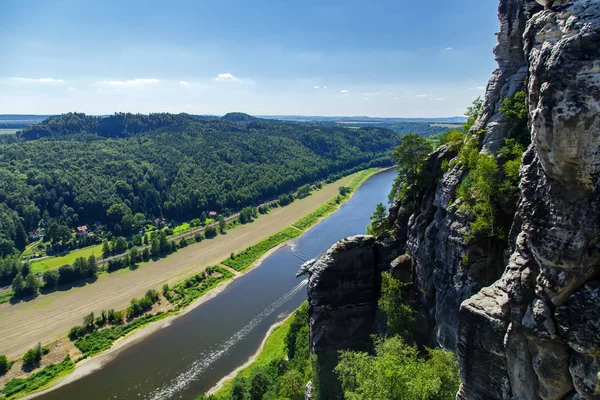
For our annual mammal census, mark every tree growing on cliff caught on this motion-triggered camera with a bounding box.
[366,203,390,239]
[379,273,414,338]
[335,336,460,400]
[390,134,434,206]
[464,96,483,132]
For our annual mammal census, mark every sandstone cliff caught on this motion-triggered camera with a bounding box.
[306,0,600,399]
[458,1,600,399]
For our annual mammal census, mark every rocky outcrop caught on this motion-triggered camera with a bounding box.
[385,0,544,353]
[457,1,600,399]
[307,236,379,400]
[475,0,541,153]
[306,1,600,399]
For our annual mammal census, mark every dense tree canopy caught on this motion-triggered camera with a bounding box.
[0,112,401,255]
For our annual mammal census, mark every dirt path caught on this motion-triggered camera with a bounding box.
[0,174,355,359]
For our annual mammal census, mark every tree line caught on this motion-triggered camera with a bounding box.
[0,112,400,257]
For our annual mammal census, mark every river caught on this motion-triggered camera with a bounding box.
[38,168,396,400]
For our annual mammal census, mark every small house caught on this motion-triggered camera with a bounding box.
[208,211,218,218]
[28,230,43,240]
[76,225,89,237]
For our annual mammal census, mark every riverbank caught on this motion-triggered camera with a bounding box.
[0,167,386,399]
[20,274,238,400]
[205,303,310,400]
[205,310,296,396]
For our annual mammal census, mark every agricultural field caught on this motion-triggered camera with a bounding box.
[29,244,104,273]
[0,172,357,359]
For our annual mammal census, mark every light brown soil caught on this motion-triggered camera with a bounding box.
[0,339,81,387]
[0,174,355,359]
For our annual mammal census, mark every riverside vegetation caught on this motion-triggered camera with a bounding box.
[0,167,379,304]
[0,266,234,399]
[0,168,382,399]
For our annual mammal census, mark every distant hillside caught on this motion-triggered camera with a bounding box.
[258,115,467,124]
[0,114,50,129]
[258,115,463,136]
[0,112,400,256]
[222,112,258,122]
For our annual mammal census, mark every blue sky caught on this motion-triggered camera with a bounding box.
[0,0,499,117]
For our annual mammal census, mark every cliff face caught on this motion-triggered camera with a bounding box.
[307,236,380,400]
[306,0,600,399]
[458,2,600,399]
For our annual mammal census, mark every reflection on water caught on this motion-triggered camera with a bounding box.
[39,168,396,400]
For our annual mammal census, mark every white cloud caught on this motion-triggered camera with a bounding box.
[340,89,349,93]
[68,87,76,91]
[323,86,328,89]
[313,85,320,89]
[417,94,428,98]
[100,78,159,86]
[445,47,453,51]
[436,97,445,101]
[476,86,486,90]
[215,73,238,81]
[364,97,369,100]
[12,77,64,83]
[179,81,189,85]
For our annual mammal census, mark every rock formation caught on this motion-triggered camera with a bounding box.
[306,0,600,399]
[458,2,600,399]
[307,236,379,399]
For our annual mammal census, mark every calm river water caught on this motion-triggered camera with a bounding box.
[38,168,396,400]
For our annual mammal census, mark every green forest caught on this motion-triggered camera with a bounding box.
[0,112,401,258]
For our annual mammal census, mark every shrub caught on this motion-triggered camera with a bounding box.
[437,129,465,151]
[295,184,311,199]
[43,269,60,289]
[278,193,293,207]
[0,354,9,375]
[145,289,159,302]
[2,356,74,398]
[109,310,124,325]
[205,226,217,238]
[22,343,43,369]
[338,186,351,196]
[68,326,84,341]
